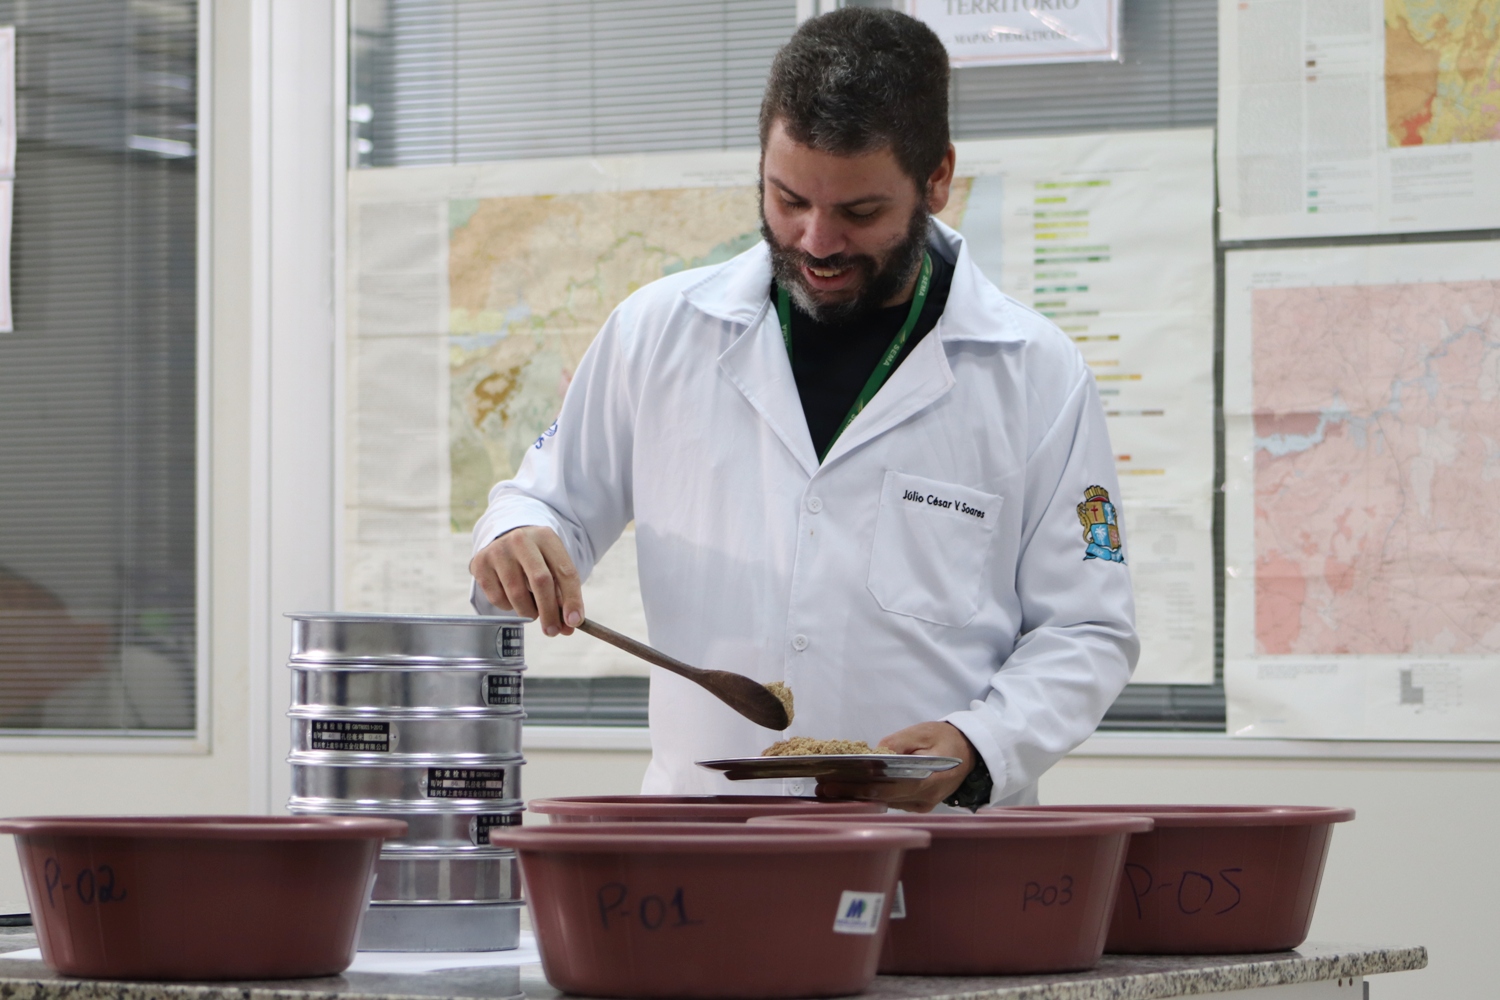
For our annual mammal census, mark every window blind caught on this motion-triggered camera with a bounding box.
[349,0,1224,730]
[949,0,1216,137]
[353,0,796,167]
[352,0,1218,166]
[0,0,197,732]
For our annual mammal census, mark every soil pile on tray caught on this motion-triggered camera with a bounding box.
[762,737,893,756]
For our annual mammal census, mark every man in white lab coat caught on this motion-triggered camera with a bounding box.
[470,8,1137,811]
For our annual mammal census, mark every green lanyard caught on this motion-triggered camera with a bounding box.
[777,252,933,461]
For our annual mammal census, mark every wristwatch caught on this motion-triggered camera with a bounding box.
[943,753,993,811]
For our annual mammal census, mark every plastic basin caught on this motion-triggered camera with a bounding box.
[491,821,929,998]
[527,794,886,824]
[987,804,1355,953]
[751,812,1152,974]
[0,815,407,980]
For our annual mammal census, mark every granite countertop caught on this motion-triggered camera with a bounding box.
[0,927,1426,1000]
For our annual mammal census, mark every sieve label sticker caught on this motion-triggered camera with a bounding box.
[310,719,390,752]
[426,767,507,799]
[832,891,884,935]
[471,812,523,845]
[890,881,906,920]
[496,626,524,659]
[485,674,523,706]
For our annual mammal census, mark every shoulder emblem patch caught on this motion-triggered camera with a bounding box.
[1076,485,1125,563]
[532,420,559,450]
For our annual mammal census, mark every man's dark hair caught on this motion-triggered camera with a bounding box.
[759,8,950,189]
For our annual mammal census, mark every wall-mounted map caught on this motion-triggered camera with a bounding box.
[346,135,1216,683]
[1385,0,1500,147]
[448,189,761,533]
[1219,0,1500,239]
[1225,240,1500,739]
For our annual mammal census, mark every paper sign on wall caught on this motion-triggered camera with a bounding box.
[946,129,1218,684]
[907,0,1121,67]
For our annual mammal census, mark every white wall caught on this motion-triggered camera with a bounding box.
[521,745,1492,1000]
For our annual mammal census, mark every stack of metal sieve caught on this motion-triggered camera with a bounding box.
[285,612,527,952]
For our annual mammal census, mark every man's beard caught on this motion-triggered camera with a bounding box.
[762,202,931,326]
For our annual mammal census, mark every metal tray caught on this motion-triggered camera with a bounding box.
[288,803,524,848]
[289,713,524,757]
[697,753,963,782]
[291,665,524,713]
[358,900,523,952]
[288,612,526,666]
[372,851,522,903]
[289,756,523,806]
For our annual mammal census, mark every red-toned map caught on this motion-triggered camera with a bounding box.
[1251,280,1500,655]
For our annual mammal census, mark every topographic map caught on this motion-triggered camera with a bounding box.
[446,189,761,532]
[445,181,974,533]
[354,141,1213,683]
[1249,278,1500,656]
[1385,0,1500,146]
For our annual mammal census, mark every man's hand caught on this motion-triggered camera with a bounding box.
[815,721,978,813]
[469,526,584,636]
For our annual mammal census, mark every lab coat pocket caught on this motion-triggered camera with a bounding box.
[867,471,1001,628]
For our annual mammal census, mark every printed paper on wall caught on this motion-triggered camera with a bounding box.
[1218,0,1500,240]
[908,0,1121,67]
[1224,240,1500,738]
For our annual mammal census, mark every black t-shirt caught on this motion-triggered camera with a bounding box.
[776,248,955,459]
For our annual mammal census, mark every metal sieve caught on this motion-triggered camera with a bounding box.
[371,851,522,903]
[286,802,524,849]
[291,664,524,714]
[289,756,523,807]
[289,712,524,757]
[287,612,526,666]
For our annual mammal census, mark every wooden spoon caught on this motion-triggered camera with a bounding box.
[576,618,792,731]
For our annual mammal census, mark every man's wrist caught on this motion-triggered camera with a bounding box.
[943,753,993,810]
[942,729,993,811]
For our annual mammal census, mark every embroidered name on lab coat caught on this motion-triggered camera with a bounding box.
[902,488,989,520]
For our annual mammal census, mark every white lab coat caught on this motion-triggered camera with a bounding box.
[473,221,1137,805]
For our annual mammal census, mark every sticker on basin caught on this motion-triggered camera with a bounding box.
[890,881,906,920]
[832,891,885,934]
[311,720,390,752]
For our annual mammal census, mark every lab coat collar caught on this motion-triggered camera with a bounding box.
[927,218,1029,345]
[698,218,1030,477]
[819,325,953,468]
[679,241,776,328]
[716,303,821,478]
[678,218,1027,346]
[715,301,954,478]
